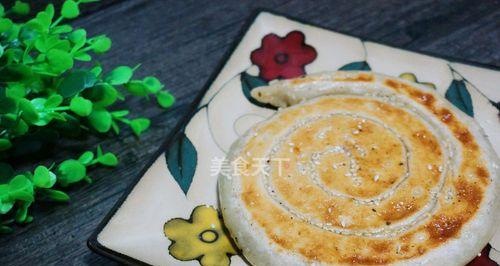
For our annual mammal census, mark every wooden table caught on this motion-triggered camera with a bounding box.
[1,0,499,265]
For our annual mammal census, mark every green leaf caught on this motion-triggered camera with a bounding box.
[73,51,91,61]
[0,4,4,17]
[6,83,27,98]
[57,159,86,186]
[15,201,31,223]
[445,79,474,117]
[69,29,86,50]
[12,1,30,16]
[83,83,117,107]
[46,49,73,74]
[97,153,118,166]
[110,120,119,134]
[70,96,93,116]
[61,0,80,19]
[96,145,103,157]
[33,9,53,30]
[0,225,13,234]
[111,110,129,117]
[0,64,33,82]
[30,97,47,111]
[58,70,96,98]
[0,18,13,32]
[0,113,17,129]
[156,91,175,108]
[78,151,94,165]
[0,45,3,57]
[45,94,63,108]
[88,108,112,132]
[240,72,273,109]
[339,61,371,71]
[143,76,162,93]
[0,201,14,214]
[38,189,70,202]
[18,98,39,123]
[90,36,111,54]
[11,119,28,136]
[44,4,55,19]
[105,66,133,85]
[166,132,197,194]
[0,139,12,151]
[124,80,148,96]
[8,175,34,202]
[130,118,150,136]
[0,96,17,114]
[0,184,14,214]
[51,25,72,34]
[33,165,56,188]
[90,66,102,77]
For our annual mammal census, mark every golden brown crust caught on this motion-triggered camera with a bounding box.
[219,72,499,265]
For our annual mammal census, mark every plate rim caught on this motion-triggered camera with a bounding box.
[87,8,265,266]
[87,8,500,266]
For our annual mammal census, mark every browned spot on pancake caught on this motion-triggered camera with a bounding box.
[341,254,389,265]
[376,102,405,116]
[412,130,439,153]
[456,128,472,145]
[384,79,434,108]
[399,233,413,242]
[408,90,435,108]
[299,243,324,261]
[437,108,454,123]
[381,200,417,222]
[455,180,482,206]
[334,73,374,82]
[476,166,489,183]
[385,79,401,90]
[425,215,462,243]
[292,146,301,154]
[241,187,258,207]
[418,246,426,255]
[384,79,480,155]
[290,76,316,85]
[270,233,291,249]
[372,242,391,253]
[322,205,337,222]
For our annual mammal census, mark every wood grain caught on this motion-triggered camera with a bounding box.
[0,0,498,265]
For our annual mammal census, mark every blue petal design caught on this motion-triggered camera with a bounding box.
[166,132,197,194]
[339,61,371,71]
[240,72,275,109]
[445,79,474,117]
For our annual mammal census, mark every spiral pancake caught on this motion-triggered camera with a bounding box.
[218,71,499,266]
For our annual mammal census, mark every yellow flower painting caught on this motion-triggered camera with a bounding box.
[399,72,437,89]
[164,205,238,266]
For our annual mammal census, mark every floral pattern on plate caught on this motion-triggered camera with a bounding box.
[164,205,237,266]
[94,12,500,266]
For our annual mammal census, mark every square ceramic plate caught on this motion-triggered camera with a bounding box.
[88,10,500,266]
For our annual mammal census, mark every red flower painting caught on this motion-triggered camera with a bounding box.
[467,245,498,266]
[250,31,317,81]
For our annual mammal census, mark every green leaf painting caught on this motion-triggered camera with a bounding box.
[339,61,371,71]
[241,72,275,109]
[166,132,197,194]
[490,100,500,113]
[445,79,474,117]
